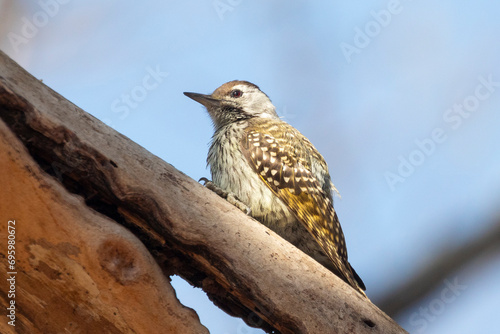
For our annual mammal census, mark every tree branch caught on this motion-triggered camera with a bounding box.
[375,218,500,318]
[0,50,406,334]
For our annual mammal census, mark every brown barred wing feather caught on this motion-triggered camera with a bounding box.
[241,122,365,293]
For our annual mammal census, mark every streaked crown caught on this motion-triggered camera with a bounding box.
[184,80,279,129]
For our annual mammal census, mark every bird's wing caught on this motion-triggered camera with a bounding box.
[241,121,365,293]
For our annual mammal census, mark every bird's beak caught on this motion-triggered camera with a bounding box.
[183,92,221,108]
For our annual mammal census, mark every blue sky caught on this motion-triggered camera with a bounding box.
[2,1,500,333]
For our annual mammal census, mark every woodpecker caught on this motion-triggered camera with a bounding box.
[184,81,366,295]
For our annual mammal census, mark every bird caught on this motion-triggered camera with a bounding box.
[184,80,366,295]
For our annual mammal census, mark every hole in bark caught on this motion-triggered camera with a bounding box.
[110,160,117,167]
[363,319,376,327]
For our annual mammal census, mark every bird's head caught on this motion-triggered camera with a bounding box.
[184,80,279,129]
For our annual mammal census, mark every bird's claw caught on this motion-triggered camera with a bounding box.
[200,177,251,215]
[198,177,210,185]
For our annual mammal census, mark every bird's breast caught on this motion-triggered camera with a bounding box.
[208,124,295,230]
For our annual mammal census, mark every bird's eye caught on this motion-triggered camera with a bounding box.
[230,89,243,98]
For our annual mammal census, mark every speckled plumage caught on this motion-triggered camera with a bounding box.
[184,81,366,295]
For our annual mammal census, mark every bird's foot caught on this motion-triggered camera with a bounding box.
[199,177,251,215]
